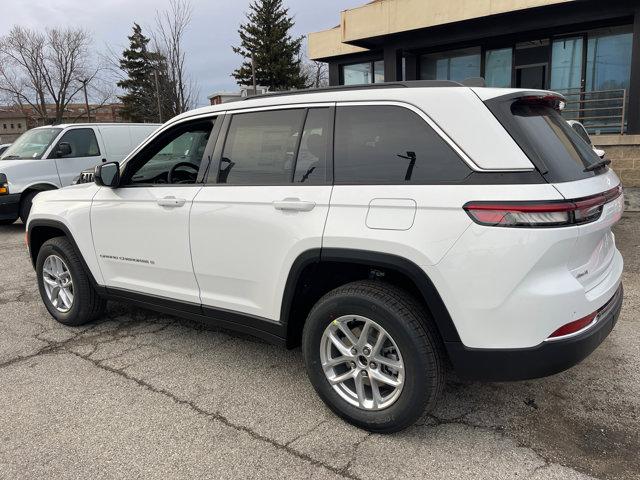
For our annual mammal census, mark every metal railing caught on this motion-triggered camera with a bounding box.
[554,88,627,135]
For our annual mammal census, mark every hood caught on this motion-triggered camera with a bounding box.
[0,158,61,193]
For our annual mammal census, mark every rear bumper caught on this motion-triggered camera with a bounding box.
[446,284,623,381]
[0,193,20,221]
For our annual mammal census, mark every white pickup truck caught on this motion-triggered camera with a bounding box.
[0,123,159,224]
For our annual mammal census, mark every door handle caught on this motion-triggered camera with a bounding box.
[273,198,316,212]
[157,196,186,208]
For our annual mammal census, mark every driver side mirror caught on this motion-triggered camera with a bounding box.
[55,142,72,157]
[94,161,120,188]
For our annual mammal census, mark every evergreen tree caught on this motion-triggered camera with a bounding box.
[118,24,172,122]
[232,0,307,91]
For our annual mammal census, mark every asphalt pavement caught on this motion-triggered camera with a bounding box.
[0,215,638,480]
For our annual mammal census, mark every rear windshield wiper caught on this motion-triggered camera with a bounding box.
[584,158,611,172]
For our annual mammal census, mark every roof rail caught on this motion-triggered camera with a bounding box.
[243,80,463,101]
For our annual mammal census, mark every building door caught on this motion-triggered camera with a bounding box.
[515,64,547,89]
[513,40,550,89]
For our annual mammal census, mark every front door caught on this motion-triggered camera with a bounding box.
[190,106,333,321]
[91,117,217,304]
[49,127,104,186]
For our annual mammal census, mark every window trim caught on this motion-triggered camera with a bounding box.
[48,127,101,159]
[204,103,335,187]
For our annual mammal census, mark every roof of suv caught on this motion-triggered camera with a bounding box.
[174,81,555,124]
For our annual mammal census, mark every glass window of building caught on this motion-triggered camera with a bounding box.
[419,47,481,82]
[485,48,512,88]
[341,60,385,85]
[550,37,583,91]
[374,60,385,83]
[585,26,633,92]
[342,62,373,85]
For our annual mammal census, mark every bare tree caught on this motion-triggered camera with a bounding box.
[0,26,48,123]
[153,0,198,115]
[303,60,329,89]
[0,26,112,125]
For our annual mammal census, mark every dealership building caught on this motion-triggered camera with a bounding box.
[308,0,640,186]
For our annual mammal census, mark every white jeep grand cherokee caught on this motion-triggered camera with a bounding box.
[26,82,624,433]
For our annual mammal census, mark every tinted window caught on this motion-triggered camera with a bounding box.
[219,109,305,185]
[54,128,100,158]
[121,120,214,186]
[294,108,330,184]
[334,106,471,184]
[491,100,601,182]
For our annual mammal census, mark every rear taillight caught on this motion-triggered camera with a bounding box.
[464,185,622,228]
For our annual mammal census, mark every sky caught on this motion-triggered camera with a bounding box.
[0,0,365,106]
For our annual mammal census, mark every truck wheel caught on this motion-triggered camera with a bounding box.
[302,280,444,433]
[19,191,39,223]
[36,237,106,326]
[0,218,16,225]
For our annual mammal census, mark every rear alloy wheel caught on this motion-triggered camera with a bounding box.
[303,280,444,433]
[320,315,405,410]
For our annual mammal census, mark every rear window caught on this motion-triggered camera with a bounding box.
[487,97,603,182]
[334,105,471,184]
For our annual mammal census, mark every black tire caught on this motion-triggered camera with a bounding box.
[36,236,106,326]
[0,218,16,225]
[19,191,38,223]
[302,280,445,433]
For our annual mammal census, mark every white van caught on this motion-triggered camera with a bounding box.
[0,123,159,223]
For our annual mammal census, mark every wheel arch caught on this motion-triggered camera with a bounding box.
[281,248,461,348]
[27,219,102,292]
[21,182,58,199]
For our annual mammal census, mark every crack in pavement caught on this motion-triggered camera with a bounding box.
[61,347,365,480]
[423,414,600,480]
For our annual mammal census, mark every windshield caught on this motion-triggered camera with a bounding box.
[0,128,62,160]
[486,95,602,182]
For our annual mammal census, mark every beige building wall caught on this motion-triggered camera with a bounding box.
[594,136,640,188]
[309,0,575,59]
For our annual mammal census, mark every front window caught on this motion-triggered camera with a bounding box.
[120,120,215,186]
[50,128,100,158]
[419,47,481,82]
[0,128,61,160]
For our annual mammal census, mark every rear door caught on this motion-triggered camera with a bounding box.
[49,127,104,186]
[190,105,334,321]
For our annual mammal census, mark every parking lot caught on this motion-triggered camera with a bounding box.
[0,216,638,480]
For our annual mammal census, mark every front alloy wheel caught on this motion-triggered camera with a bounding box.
[42,254,74,313]
[320,315,405,410]
[36,236,105,326]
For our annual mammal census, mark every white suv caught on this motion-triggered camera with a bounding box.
[26,82,624,432]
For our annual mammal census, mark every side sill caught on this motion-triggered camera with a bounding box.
[102,287,286,346]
